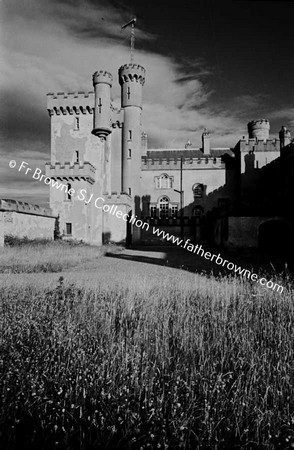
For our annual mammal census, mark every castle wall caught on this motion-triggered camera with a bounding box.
[223,216,279,249]
[3,212,55,241]
[0,199,56,242]
[101,194,132,244]
[239,138,280,172]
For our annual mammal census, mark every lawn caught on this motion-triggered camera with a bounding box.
[0,241,293,449]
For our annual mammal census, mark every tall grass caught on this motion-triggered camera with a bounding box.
[1,275,293,449]
[0,239,122,273]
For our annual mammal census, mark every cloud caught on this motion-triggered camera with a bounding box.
[0,0,274,203]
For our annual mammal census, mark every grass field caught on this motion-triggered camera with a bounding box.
[0,241,293,449]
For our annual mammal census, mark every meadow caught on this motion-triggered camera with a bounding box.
[0,240,293,449]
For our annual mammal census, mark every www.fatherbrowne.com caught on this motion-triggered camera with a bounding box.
[151,227,283,294]
[9,160,284,294]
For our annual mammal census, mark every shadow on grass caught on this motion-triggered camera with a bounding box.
[105,244,294,280]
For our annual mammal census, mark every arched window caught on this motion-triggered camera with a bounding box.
[193,183,204,198]
[155,173,173,189]
[158,196,170,218]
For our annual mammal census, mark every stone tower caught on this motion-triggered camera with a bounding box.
[118,63,146,196]
[46,92,105,245]
[248,119,270,141]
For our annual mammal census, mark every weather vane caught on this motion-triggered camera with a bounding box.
[122,17,137,63]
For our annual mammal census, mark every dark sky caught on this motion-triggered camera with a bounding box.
[1,0,293,205]
[119,0,294,110]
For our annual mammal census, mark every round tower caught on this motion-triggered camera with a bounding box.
[92,70,113,139]
[119,63,145,195]
[247,119,270,141]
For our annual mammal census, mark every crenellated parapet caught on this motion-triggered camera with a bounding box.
[0,199,55,217]
[141,156,225,170]
[45,161,96,184]
[118,63,146,86]
[93,70,113,86]
[102,192,133,208]
[240,138,280,153]
[47,92,94,116]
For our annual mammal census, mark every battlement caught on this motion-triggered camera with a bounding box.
[47,91,94,116]
[45,161,96,184]
[248,119,270,128]
[142,156,225,170]
[119,63,145,85]
[240,138,280,152]
[93,70,113,86]
[0,199,55,217]
[102,192,133,207]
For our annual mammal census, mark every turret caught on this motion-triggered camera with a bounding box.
[279,126,291,150]
[92,70,113,139]
[248,119,270,141]
[119,63,146,195]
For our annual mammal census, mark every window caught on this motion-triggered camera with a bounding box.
[75,151,79,163]
[155,173,173,189]
[128,148,132,158]
[66,183,72,201]
[74,117,79,130]
[150,205,157,218]
[65,223,72,235]
[129,130,132,141]
[98,98,102,113]
[159,196,169,218]
[171,205,178,217]
[128,187,131,195]
[193,183,203,198]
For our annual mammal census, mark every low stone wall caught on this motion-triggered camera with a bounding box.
[0,199,56,244]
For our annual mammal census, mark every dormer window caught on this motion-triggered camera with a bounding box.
[155,173,173,189]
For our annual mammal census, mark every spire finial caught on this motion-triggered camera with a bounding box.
[122,18,137,62]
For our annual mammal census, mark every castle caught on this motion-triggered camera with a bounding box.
[43,59,293,249]
[1,59,294,251]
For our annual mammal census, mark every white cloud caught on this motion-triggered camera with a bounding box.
[0,0,265,201]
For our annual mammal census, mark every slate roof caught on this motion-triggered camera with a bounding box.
[145,148,234,159]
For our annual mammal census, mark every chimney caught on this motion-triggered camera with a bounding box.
[279,126,291,152]
[141,131,148,156]
[202,128,210,155]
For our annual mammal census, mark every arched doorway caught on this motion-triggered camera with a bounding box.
[258,220,293,257]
